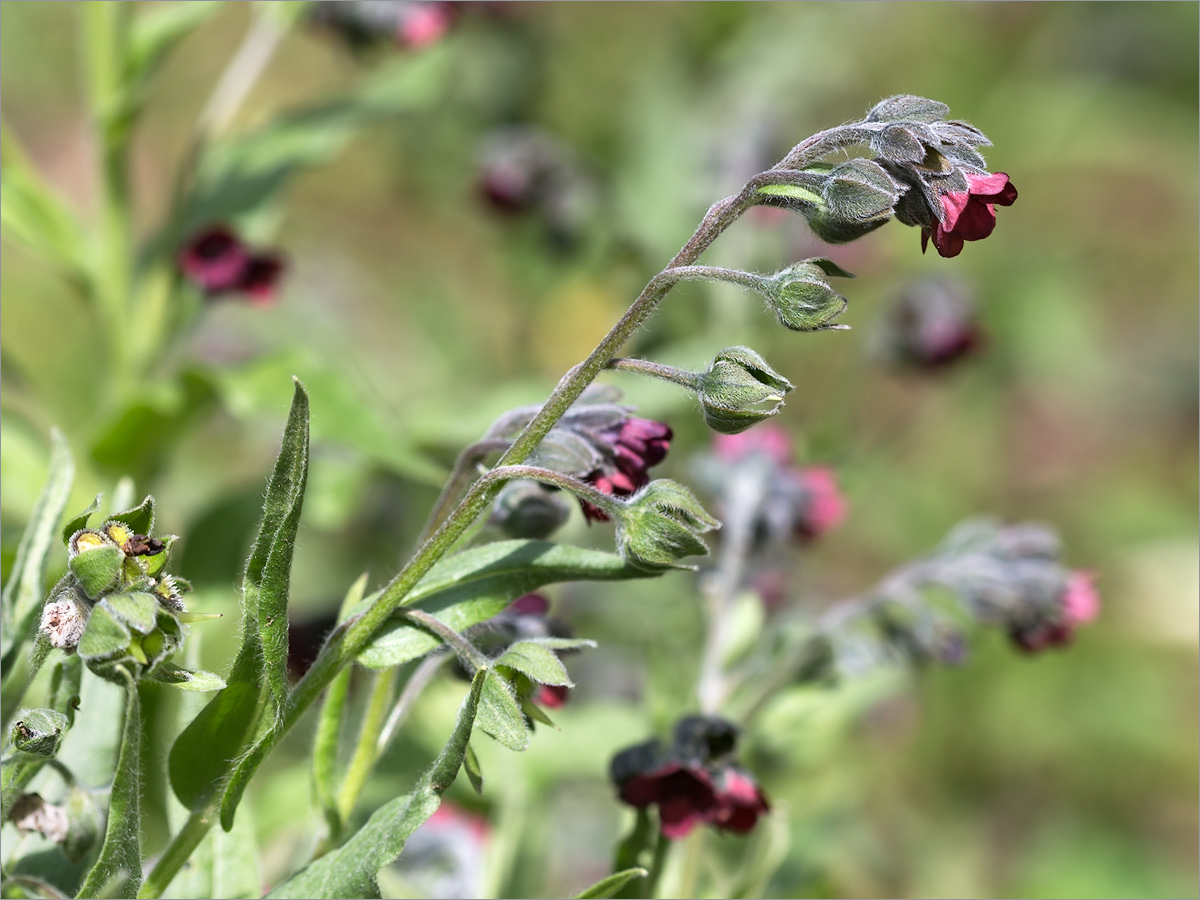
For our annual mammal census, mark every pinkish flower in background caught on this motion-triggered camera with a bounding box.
[922,171,1018,258]
[1010,570,1101,653]
[790,465,847,541]
[178,226,286,305]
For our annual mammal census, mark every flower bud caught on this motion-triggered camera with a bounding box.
[697,347,793,434]
[821,158,901,222]
[10,708,69,758]
[865,95,950,124]
[762,260,853,332]
[490,480,572,540]
[62,787,103,863]
[615,480,720,571]
[67,529,123,599]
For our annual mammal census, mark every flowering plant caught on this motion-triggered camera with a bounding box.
[0,5,1105,900]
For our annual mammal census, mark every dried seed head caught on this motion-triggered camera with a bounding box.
[40,591,90,651]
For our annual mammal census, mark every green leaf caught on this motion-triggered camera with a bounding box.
[106,495,155,538]
[476,672,528,752]
[0,430,73,668]
[62,494,103,548]
[266,671,486,899]
[48,653,83,727]
[256,379,310,717]
[127,0,224,84]
[463,743,484,795]
[0,141,88,281]
[183,46,453,231]
[495,641,572,687]
[77,603,133,667]
[573,868,651,900]
[151,663,227,692]
[105,592,158,635]
[167,649,261,811]
[76,673,142,899]
[358,541,655,669]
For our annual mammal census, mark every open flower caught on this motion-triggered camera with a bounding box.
[1010,570,1100,653]
[922,172,1018,258]
[611,715,770,839]
[581,417,673,523]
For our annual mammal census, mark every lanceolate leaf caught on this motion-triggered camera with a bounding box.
[495,641,574,687]
[151,663,227,692]
[265,672,486,899]
[1,430,73,668]
[76,672,141,899]
[476,672,529,752]
[573,868,651,900]
[255,379,310,716]
[358,541,655,669]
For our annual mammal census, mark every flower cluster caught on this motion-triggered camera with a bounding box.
[611,715,769,839]
[580,418,673,523]
[707,425,846,544]
[177,226,285,305]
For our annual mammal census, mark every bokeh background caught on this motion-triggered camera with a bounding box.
[2,2,1196,898]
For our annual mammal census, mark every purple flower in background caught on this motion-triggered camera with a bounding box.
[619,761,720,839]
[178,226,286,305]
[874,278,983,370]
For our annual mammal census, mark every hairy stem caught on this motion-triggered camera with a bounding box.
[334,667,398,827]
[607,358,702,391]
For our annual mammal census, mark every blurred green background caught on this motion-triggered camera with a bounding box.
[2,2,1196,898]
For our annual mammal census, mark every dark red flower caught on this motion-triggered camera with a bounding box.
[619,762,719,840]
[1011,570,1100,653]
[536,684,570,709]
[177,227,248,293]
[581,417,673,523]
[236,253,285,306]
[791,466,847,541]
[178,226,286,304]
[711,768,771,834]
[922,172,1017,258]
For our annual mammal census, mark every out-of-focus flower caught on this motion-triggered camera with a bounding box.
[921,172,1018,258]
[873,278,982,370]
[581,418,673,523]
[1010,570,1100,653]
[536,684,570,708]
[610,715,770,839]
[393,802,489,899]
[705,424,846,544]
[178,226,286,304]
[311,1,458,53]
[476,126,597,248]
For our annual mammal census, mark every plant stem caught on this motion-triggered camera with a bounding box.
[138,801,215,900]
[607,358,702,391]
[416,439,513,547]
[334,667,397,827]
[696,465,769,714]
[376,653,450,757]
[643,829,672,900]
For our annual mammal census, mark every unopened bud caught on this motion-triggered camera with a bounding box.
[615,479,720,571]
[10,708,69,758]
[490,480,572,540]
[864,95,950,124]
[62,788,103,863]
[67,529,123,599]
[698,347,793,434]
[822,158,901,222]
[763,259,854,332]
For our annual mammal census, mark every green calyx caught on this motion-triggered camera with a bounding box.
[763,259,855,332]
[698,347,794,434]
[614,479,721,571]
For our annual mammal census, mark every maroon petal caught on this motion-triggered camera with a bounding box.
[509,594,549,617]
[952,196,998,242]
[938,189,972,233]
[237,253,285,305]
[178,227,248,293]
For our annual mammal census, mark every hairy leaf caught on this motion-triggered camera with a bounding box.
[266,672,486,899]
[1,430,73,668]
[358,541,654,669]
[574,868,651,900]
[476,672,528,751]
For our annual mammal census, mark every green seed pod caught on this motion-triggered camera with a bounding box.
[763,260,854,332]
